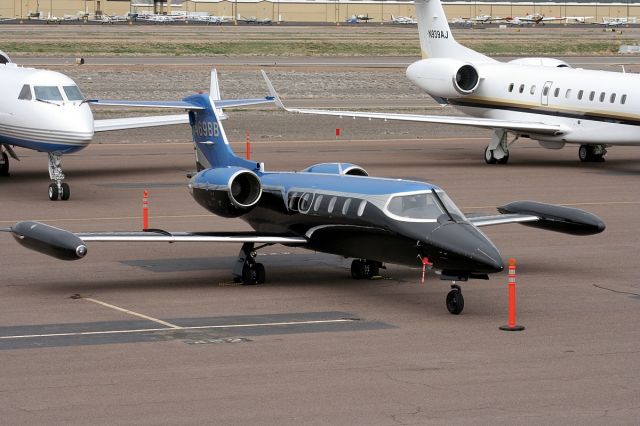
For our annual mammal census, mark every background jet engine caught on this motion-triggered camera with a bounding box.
[190,167,262,218]
[406,58,480,98]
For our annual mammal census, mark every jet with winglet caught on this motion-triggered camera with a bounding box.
[0,57,273,200]
[1,75,605,315]
[268,0,640,164]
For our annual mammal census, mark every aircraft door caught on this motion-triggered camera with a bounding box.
[541,81,553,106]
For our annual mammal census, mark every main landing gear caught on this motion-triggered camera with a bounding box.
[484,129,514,164]
[350,259,383,280]
[446,283,465,315]
[578,144,607,163]
[232,242,266,285]
[0,151,9,177]
[47,153,70,201]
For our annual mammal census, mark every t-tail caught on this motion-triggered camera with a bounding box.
[183,93,259,172]
[415,0,493,62]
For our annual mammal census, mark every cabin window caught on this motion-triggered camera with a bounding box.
[530,85,536,95]
[589,91,595,101]
[63,85,84,101]
[34,86,64,101]
[298,193,313,213]
[621,94,627,104]
[599,92,605,102]
[553,87,560,97]
[313,195,323,212]
[386,192,443,220]
[288,192,299,210]
[542,86,549,96]
[342,198,352,215]
[610,93,616,103]
[508,83,514,92]
[518,84,525,93]
[327,196,337,213]
[18,84,32,100]
[578,90,584,100]
[357,200,367,217]
[565,89,572,99]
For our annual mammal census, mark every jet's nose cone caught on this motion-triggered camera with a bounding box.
[425,222,504,273]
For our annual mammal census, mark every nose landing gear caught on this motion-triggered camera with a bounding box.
[350,259,383,279]
[47,153,70,201]
[446,283,465,315]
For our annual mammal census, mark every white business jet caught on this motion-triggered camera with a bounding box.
[0,51,272,200]
[267,0,640,164]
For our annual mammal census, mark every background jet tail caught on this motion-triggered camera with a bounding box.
[415,0,493,62]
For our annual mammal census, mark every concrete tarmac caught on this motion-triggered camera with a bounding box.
[0,127,639,423]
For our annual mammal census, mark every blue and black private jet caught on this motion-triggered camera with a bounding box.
[3,83,605,314]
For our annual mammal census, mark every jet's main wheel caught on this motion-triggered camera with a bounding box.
[446,285,465,315]
[350,260,379,279]
[497,151,510,164]
[242,263,265,285]
[484,146,497,164]
[60,183,71,201]
[0,152,9,176]
[579,145,594,162]
[48,183,59,201]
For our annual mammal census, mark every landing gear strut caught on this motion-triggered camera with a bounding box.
[578,144,607,163]
[446,283,465,315]
[484,129,514,164]
[47,153,70,201]
[232,242,266,285]
[350,259,383,279]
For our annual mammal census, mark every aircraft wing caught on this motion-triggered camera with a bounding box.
[261,71,567,136]
[4,221,308,261]
[91,96,275,132]
[466,201,605,235]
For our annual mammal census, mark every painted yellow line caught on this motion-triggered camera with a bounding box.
[82,297,182,329]
[0,319,356,340]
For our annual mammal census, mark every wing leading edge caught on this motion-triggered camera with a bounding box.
[261,71,568,136]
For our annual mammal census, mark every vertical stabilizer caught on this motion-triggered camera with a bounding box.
[183,93,258,171]
[415,0,493,62]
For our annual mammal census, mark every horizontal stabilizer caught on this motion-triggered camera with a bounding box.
[94,114,189,132]
[88,97,274,109]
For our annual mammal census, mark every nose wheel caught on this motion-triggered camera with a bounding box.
[47,153,70,201]
[350,259,382,279]
[446,284,465,315]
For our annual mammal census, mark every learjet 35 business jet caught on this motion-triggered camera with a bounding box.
[271,0,640,164]
[1,75,605,314]
[0,52,272,200]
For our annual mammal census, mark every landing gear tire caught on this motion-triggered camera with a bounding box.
[484,146,497,164]
[446,284,465,315]
[242,262,266,285]
[579,144,605,163]
[48,183,59,201]
[0,152,9,176]
[60,183,70,201]
[350,259,380,280]
[497,150,510,164]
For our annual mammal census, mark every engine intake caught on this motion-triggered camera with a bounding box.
[406,58,480,98]
[190,167,262,218]
[0,50,11,64]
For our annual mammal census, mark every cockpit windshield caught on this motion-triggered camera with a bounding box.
[34,86,63,102]
[63,85,84,101]
[385,190,466,221]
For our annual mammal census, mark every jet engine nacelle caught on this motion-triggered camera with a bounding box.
[0,50,12,64]
[406,58,480,98]
[302,163,369,176]
[190,167,262,218]
[509,58,571,68]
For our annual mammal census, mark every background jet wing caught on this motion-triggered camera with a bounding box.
[467,213,539,227]
[7,221,307,261]
[261,71,567,136]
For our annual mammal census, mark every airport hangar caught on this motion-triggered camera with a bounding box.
[2,0,640,23]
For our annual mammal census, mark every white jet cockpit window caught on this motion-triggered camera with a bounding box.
[386,192,444,220]
[34,86,64,102]
[18,84,32,100]
[63,85,84,101]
